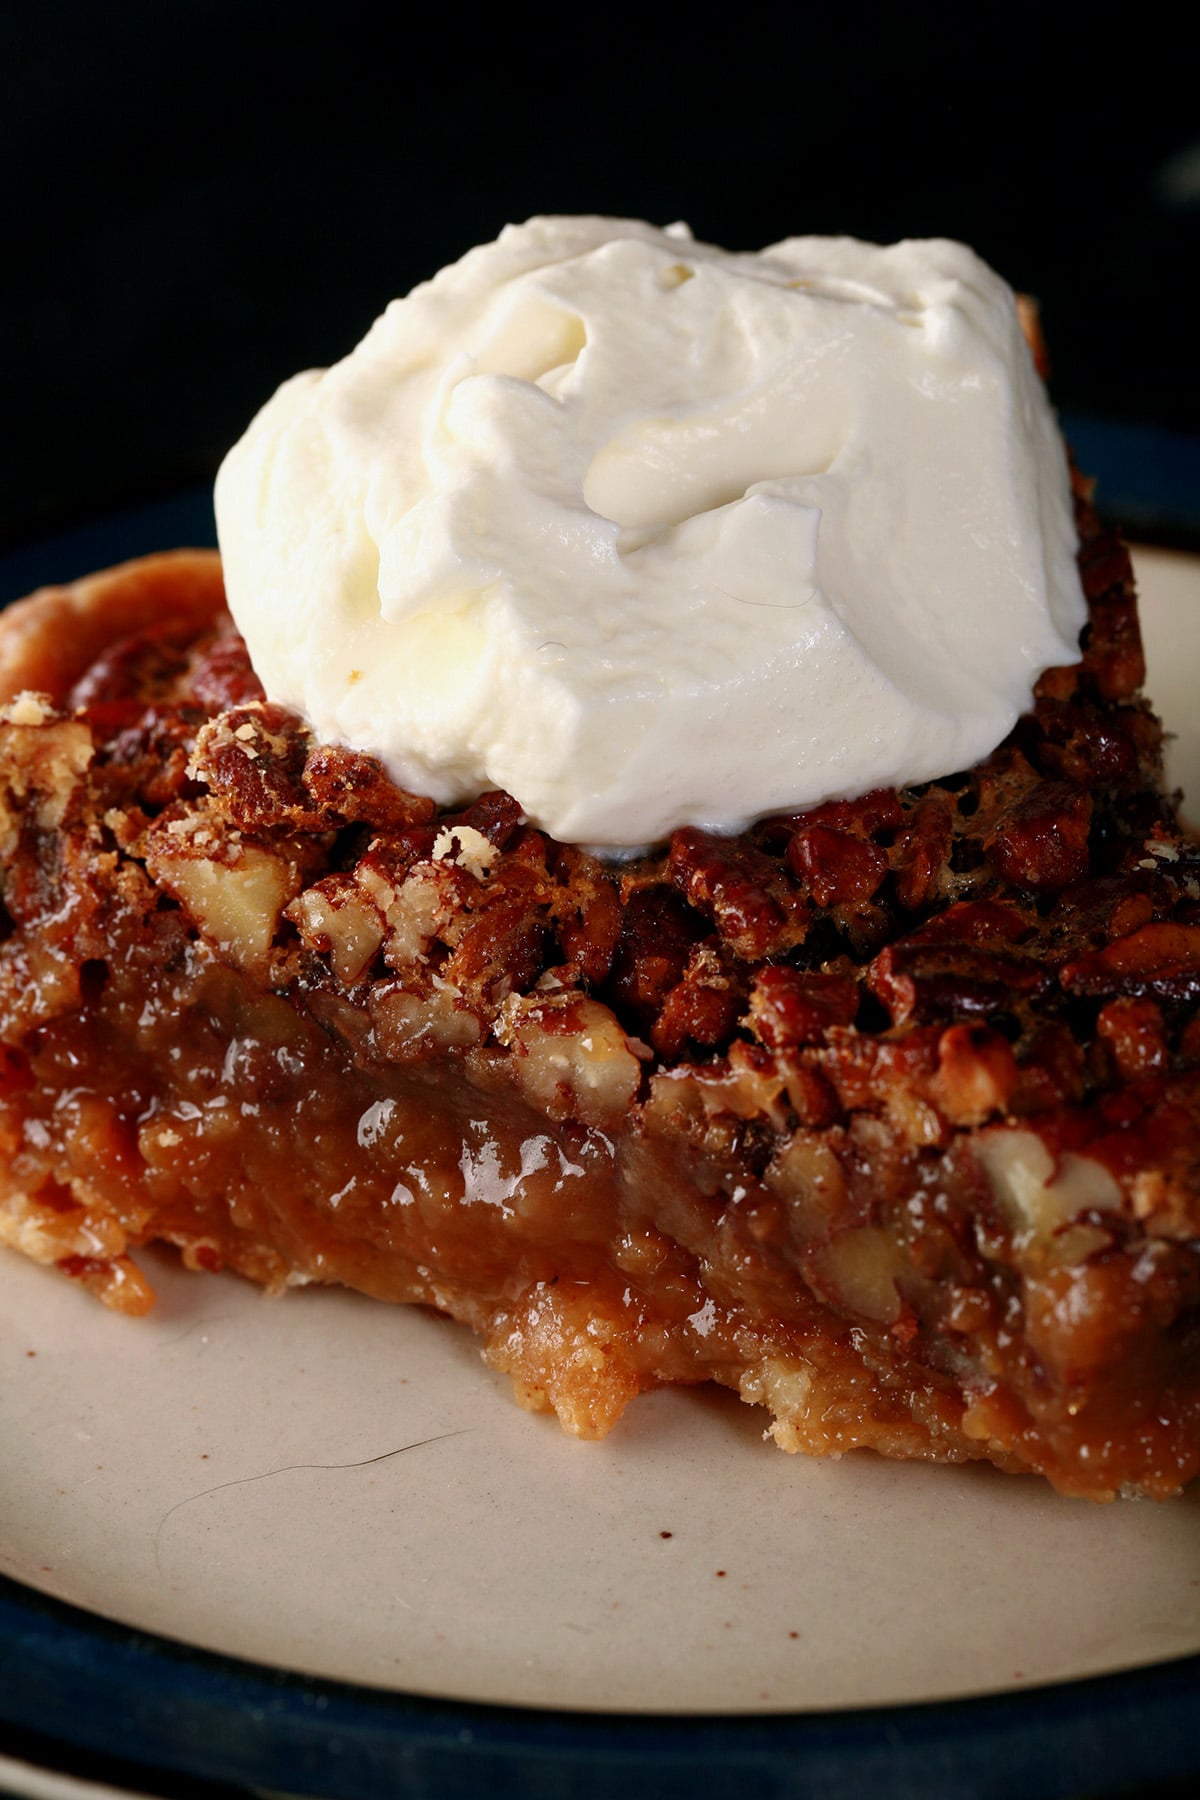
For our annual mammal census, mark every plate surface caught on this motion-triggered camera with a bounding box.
[0,546,1198,1725]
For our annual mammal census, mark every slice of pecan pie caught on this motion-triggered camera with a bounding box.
[0,492,1197,1500]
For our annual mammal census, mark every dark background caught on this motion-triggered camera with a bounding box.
[3,1,1198,558]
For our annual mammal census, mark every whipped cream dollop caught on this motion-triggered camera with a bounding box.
[215,217,1086,848]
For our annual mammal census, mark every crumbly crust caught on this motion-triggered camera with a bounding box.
[0,503,1197,1499]
[0,550,226,703]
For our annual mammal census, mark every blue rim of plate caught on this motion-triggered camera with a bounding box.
[2,1572,1198,1799]
[2,464,1199,1798]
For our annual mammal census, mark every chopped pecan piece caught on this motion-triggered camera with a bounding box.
[668,827,808,960]
[651,942,742,1059]
[1061,922,1200,1003]
[868,936,1052,1029]
[1096,997,1168,1081]
[547,844,623,988]
[302,744,436,830]
[778,787,904,842]
[747,968,859,1050]
[892,797,955,912]
[186,622,267,712]
[190,703,316,830]
[787,824,888,907]
[193,704,435,834]
[605,885,707,1026]
[985,781,1092,893]
[1032,695,1139,788]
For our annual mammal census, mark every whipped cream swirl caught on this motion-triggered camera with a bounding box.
[216,217,1085,848]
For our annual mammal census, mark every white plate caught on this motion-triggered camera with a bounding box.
[1,547,1198,1719]
[1135,546,1200,830]
[0,1752,147,1800]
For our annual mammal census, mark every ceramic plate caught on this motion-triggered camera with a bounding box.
[0,532,1198,1793]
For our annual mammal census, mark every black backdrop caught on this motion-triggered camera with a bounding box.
[4,1,1197,553]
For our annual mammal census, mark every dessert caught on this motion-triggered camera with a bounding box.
[1,223,1197,1502]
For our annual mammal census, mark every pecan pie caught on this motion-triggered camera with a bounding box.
[0,488,1197,1501]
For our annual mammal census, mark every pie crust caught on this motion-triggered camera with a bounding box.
[0,502,1197,1501]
